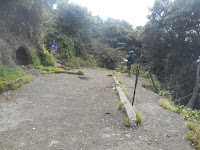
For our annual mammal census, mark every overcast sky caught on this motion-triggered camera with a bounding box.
[68,0,155,27]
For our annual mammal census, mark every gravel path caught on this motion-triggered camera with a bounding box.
[117,72,195,150]
[0,68,195,150]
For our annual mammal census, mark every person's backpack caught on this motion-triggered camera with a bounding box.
[128,53,135,64]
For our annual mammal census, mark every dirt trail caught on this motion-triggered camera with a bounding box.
[0,68,194,150]
[117,72,194,150]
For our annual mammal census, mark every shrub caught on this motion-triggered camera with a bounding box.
[40,44,55,67]
[160,90,171,100]
[116,62,128,73]
[29,48,41,67]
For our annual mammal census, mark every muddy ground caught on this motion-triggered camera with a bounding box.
[0,68,195,150]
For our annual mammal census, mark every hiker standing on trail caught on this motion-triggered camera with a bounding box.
[51,40,57,54]
[124,51,135,77]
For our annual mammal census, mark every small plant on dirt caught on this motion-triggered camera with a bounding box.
[41,71,47,74]
[124,117,130,126]
[76,70,84,75]
[186,132,194,141]
[134,108,143,125]
[118,101,124,110]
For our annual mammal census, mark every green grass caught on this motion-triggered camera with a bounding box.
[134,108,143,125]
[160,98,200,149]
[118,101,124,110]
[8,76,33,90]
[124,117,130,126]
[76,70,84,75]
[0,66,24,81]
[159,98,178,113]
[68,70,84,75]
[187,121,200,149]
[0,81,7,91]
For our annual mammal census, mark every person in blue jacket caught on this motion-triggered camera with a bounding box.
[51,40,57,54]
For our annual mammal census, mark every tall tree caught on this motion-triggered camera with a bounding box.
[143,0,200,107]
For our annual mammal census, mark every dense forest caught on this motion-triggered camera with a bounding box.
[0,0,199,109]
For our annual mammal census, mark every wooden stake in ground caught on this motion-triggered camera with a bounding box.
[132,65,139,106]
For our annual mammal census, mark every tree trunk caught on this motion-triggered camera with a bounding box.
[187,63,200,108]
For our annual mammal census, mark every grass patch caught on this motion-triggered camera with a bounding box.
[159,98,178,113]
[8,76,33,90]
[160,97,200,149]
[36,66,64,75]
[187,121,200,149]
[124,117,130,126]
[68,70,84,75]
[118,101,124,110]
[0,81,7,91]
[0,65,24,81]
[134,108,143,125]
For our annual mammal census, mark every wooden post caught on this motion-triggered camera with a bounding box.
[132,65,139,106]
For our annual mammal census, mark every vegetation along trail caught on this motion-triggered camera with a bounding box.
[0,68,194,150]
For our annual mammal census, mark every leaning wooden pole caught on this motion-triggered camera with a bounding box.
[132,65,139,106]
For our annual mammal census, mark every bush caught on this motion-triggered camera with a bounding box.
[40,44,55,67]
[160,90,172,100]
[116,62,128,73]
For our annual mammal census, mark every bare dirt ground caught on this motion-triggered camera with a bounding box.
[0,68,195,150]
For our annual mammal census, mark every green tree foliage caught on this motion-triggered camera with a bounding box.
[95,18,142,51]
[0,0,45,37]
[56,1,94,44]
[143,0,200,107]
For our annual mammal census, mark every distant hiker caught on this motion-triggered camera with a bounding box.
[51,40,57,54]
[141,49,144,57]
[124,51,135,77]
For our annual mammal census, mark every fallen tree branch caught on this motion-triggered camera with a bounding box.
[174,93,193,104]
